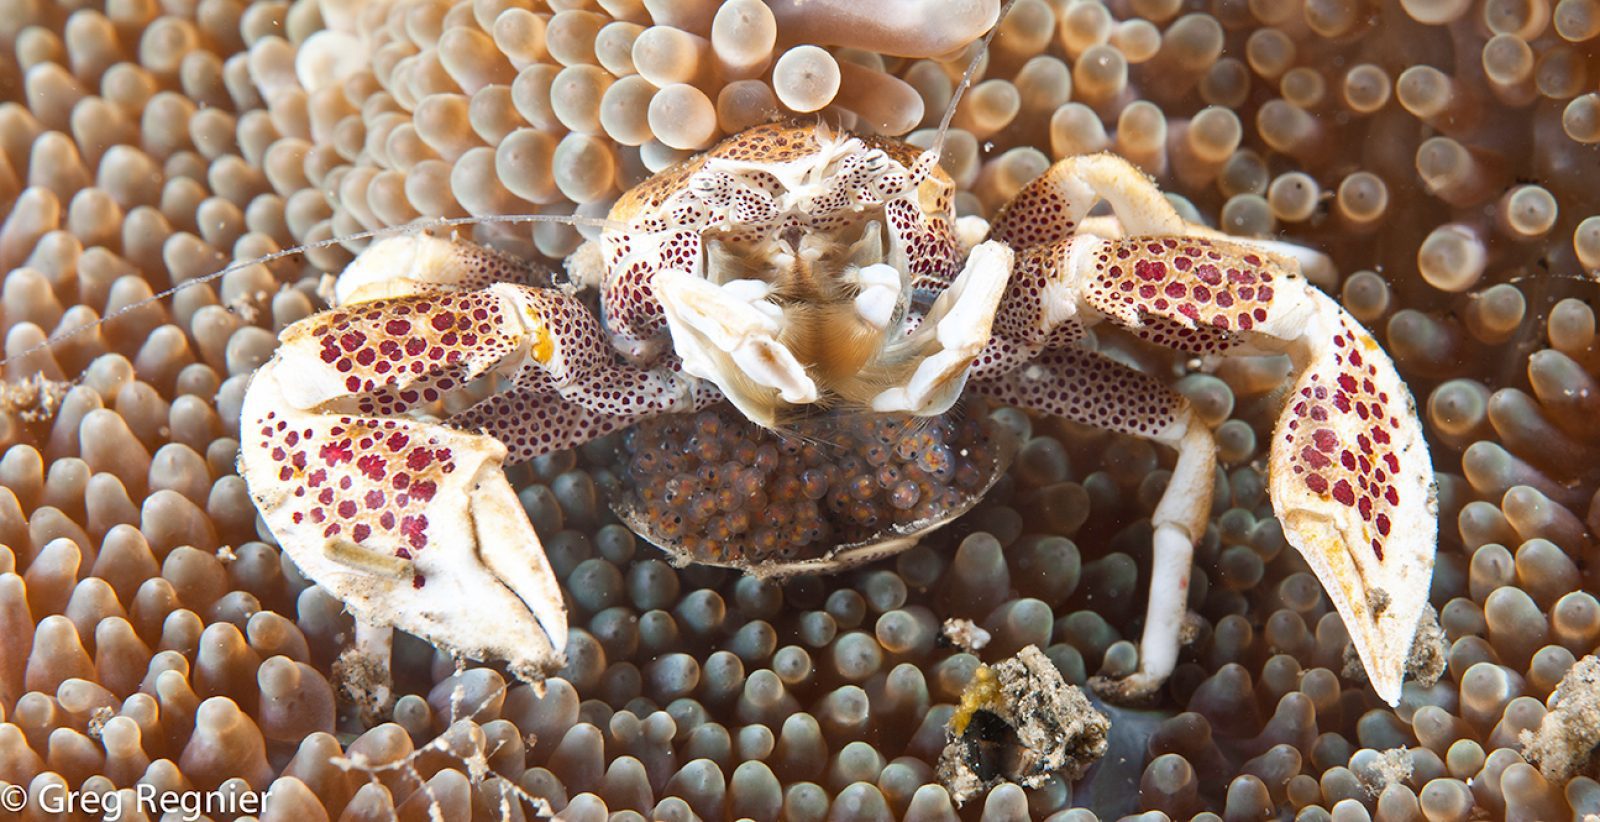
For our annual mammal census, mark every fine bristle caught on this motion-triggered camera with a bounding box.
[780,300,906,402]
[752,227,927,419]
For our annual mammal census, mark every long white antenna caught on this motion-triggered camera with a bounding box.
[0,212,623,371]
[929,0,1023,166]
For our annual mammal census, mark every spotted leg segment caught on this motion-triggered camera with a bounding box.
[987,153,1191,250]
[450,375,723,464]
[972,347,1215,701]
[450,388,639,464]
[971,240,1094,381]
[334,234,549,306]
[988,152,1337,281]
[1047,232,1435,705]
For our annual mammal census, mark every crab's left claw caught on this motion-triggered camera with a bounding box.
[241,360,567,680]
[334,234,546,306]
[1263,279,1436,706]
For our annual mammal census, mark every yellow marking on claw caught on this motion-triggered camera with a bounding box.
[532,328,554,363]
[523,307,555,363]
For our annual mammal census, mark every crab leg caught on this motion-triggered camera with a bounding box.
[988,154,1435,705]
[989,151,1339,293]
[972,347,1215,700]
[987,153,1191,249]
[332,234,549,305]
[450,387,638,463]
[449,375,723,463]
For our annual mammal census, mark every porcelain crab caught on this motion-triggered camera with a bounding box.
[239,121,1436,705]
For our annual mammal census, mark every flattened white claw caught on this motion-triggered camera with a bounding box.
[869,348,975,414]
[240,361,567,680]
[932,242,1012,346]
[851,263,901,330]
[1268,285,1436,706]
[731,340,817,404]
[655,269,819,419]
[871,240,1013,415]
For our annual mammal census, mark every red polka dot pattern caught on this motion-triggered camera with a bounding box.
[972,240,1090,380]
[600,228,699,363]
[888,198,962,301]
[451,387,636,464]
[1279,322,1414,563]
[442,240,550,290]
[249,408,466,580]
[1085,237,1288,338]
[987,178,1081,249]
[297,290,521,418]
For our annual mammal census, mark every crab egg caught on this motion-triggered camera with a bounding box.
[607,403,1015,569]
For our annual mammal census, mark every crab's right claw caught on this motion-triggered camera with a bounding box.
[654,269,819,426]
[870,240,1014,416]
[240,360,567,680]
[333,235,545,306]
[1267,285,1436,706]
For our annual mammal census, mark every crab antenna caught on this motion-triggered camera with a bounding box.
[0,212,625,371]
[929,0,1022,167]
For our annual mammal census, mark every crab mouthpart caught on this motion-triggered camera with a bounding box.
[655,269,820,426]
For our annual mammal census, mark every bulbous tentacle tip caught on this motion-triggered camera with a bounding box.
[240,360,568,681]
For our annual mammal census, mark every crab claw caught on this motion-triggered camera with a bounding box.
[654,269,819,425]
[240,360,567,680]
[1267,283,1435,706]
[871,240,1014,415]
[333,235,543,306]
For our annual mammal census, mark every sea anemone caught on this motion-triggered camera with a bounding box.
[0,0,1597,819]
